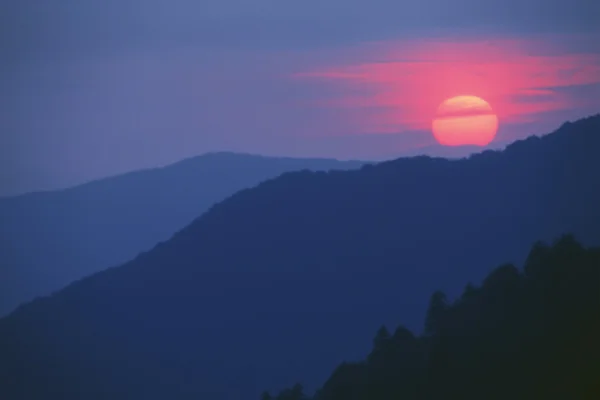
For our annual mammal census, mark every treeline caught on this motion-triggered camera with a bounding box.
[262,235,600,400]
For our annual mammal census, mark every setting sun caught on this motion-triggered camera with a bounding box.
[432,95,499,146]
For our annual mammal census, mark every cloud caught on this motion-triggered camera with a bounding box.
[1,1,599,195]
[293,35,600,140]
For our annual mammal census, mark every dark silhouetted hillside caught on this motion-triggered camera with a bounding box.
[0,115,599,399]
[0,153,364,316]
[265,235,600,400]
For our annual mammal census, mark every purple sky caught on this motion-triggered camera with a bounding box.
[1,0,599,196]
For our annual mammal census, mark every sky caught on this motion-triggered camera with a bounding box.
[1,0,599,196]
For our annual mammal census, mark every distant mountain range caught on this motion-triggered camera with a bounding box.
[0,153,365,316]
[1,114,599,400]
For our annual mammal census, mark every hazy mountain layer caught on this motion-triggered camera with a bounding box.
[1,115,599,399]
[0,153,364,316]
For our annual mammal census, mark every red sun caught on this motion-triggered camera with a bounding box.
[432,95,499,146]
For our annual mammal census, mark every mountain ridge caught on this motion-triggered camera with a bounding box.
[0,152,365,316]
[1,151,367,200]
[1,114,599,399]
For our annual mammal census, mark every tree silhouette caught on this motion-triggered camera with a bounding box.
[275,383,307,400]
[372,325,390,351]
[264,236,600,400]
[261,391,273,400]
[423,290,447,336]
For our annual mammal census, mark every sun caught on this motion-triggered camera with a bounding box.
[432,95,499,146]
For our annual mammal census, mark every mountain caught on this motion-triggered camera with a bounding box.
[393,142,502,160]
[0,153,365,316]
[1,114,599,400]
[267,235,600,400]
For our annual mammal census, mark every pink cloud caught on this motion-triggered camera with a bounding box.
[293,35,600,137]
